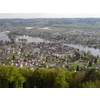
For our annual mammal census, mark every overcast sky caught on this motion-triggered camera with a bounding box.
[0,13,86,18]
[0,13,100,18]
[0,13,72,18]
[0,0,100,18]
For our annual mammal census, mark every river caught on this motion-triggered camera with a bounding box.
[0,31,10,41]
[64,44,100,57]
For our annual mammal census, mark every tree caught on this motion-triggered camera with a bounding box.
[0,66,25,88]
[32,68,51,88]
[82,80,100,88]
[18,67,33,88]
[83,68,100,82]
[52,68,69,88]
[32,68,69,88]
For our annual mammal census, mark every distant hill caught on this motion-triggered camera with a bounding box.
[0,18,100,28]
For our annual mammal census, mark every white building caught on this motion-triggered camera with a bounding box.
[15,35,48,43]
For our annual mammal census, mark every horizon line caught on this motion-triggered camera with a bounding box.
[0,13,100,18]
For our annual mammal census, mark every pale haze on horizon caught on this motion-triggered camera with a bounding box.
[0,13,100,18]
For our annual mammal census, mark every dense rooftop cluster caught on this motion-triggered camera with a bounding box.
[0,41,75,68]
[0,38,99,72]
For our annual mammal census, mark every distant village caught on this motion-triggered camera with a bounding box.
[0,18,99,70]
[0,34,83,69]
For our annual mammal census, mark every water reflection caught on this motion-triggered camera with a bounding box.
[64,44,100,57]
[0,31,10,41]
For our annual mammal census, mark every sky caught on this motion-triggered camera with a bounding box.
[0,0,100,18]
[0,0,99,18]
[0,13,78,18]
[0,13,100,19]
[0,13,92,18]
